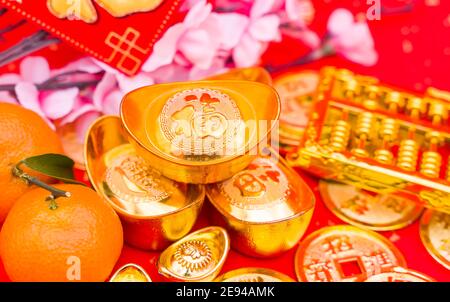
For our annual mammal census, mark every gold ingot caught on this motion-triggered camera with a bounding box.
[206,149,315,257]
[207,67,272,85]
[215,268,295,282]
[295,225,407,282]
[121,80,280,184]
[157,227,230,282]
[420,209,450,269]
[319,181,423,231]
[85,115,205,250]
[363,267,435,282]
[110,264,152,282]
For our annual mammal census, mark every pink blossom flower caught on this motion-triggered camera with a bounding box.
[232,0,282,67]
[59,58,154,141]
[143,0,235,77]
[0,57,80,128]
[326,8,378,66]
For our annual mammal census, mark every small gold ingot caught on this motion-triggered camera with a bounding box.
[420,209,450,269]
[157,227,230,282]
[121,80,280,184]
[206,149,315,257]
[110,264,152,282]
[295,225,406,282]
[85,115,205,250]
[319,181,423,231]
[363,267,435,282]
[215,268,295,282]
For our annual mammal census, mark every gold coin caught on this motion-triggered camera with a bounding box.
[274,70,319,130]
[110,264,152,282]
[295,225,407,282]
[420,209,450,269]
[215,268,295,282]
[363,267,435,282]
[319,181,424,231]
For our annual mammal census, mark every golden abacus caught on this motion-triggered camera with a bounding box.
[287,67,450,213]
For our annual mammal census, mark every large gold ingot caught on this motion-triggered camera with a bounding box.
[85,115,205,250]
[121,80,280,184]
[206,149,315,257]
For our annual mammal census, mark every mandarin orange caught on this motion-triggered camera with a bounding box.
[0,184,123,282]
[0,103,63,223]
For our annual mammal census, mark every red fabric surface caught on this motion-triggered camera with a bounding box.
[0,0,449,282]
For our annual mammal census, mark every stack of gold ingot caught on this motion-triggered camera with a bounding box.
[84,67,448,282]
[84,68,316,282]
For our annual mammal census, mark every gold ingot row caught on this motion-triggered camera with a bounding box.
[109,225,437,282]
[84,68,315,257]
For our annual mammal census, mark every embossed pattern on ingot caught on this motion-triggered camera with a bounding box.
[420,209,450,269]
[101,144,187,216]
[159,88,244,160]
[173,240,213,273]
[157,227,230,281]
[319,181,423,231]
[295,225,407,282]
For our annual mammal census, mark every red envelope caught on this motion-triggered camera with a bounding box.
[1,0,183,75]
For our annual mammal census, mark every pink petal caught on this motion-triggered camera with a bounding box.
[250,0,278,19]
[217,13,250,50]
[15,82,54,128]
[282,26,320,49]
[340,46,379,66]
[0,73,21,84]
[74,111,101,142]
[183,0,212,28]
[249,14,281,42]
[102,90,123,115]
[20,57,50,84]
[178,29,219,70]
[332,23,373,50]
[60,102,98,125]
[54,57,103,75]
[327,8,354,35]
[188,57,227,80]
[117,73,154,94]
[93,73,117,109]
[41,88,79,120]
[150,63,190,83]
[15,82,44,116]
[141,23,186,72]
[233,33,265,67]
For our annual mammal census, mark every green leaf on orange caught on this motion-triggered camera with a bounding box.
[20,154,85,185]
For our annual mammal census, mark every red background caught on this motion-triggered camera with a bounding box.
[0,0,449,281]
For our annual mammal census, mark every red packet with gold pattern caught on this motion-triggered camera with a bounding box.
[1,0,183,75]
